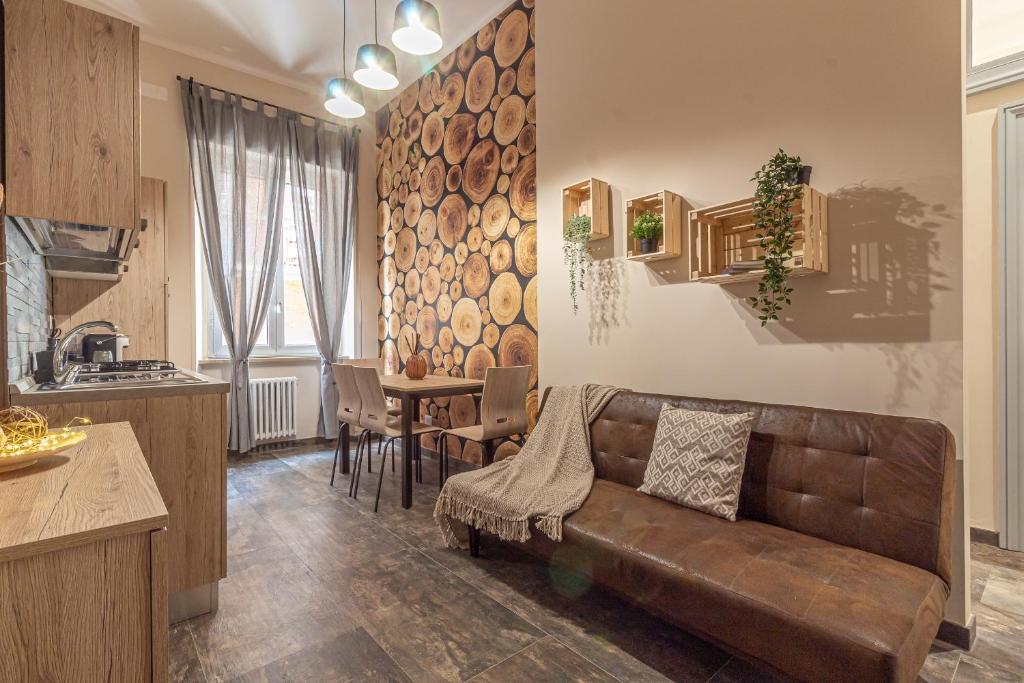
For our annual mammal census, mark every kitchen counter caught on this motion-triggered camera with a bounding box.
[11,371,229,623]
[9,370,229,406]
[0,422,167,563]
[0,422,169,680]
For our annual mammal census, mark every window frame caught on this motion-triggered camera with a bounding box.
[968,0,1024,94]
[200,188,322,361]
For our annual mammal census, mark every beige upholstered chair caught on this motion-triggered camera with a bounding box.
[350,366,441,511]
[329,363,368,488]
[438,365,531,485]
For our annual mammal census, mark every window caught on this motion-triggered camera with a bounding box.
[201,183,356,359]
[969,0,1024,93]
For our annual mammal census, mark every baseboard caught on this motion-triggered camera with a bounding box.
[970,527,1000,547]
[936,615,976,650]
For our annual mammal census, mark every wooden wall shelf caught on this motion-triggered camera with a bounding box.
[625,190,688,262]
[688,185,828,284]
[562,178,611,240]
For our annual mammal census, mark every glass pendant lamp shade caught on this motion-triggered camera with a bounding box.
[392,0,442,55]
[354,43,399,90]
[325,77,366,118]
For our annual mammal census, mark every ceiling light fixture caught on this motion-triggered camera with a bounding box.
[325,0,366,118]
[392,0,442,56]
[354,0,399,90]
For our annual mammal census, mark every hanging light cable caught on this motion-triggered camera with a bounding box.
[392,0,442,56]
[354,0,399,90]
[325,0,366,118]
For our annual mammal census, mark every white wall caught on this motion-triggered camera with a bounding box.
[535,0,968,626]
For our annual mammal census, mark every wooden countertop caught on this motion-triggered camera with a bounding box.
[10,370,230,406]
[0,422,168,564]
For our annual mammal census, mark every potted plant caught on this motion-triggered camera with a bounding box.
[563,214,592,313]
[749,149,805,325]
[630,210,663,254]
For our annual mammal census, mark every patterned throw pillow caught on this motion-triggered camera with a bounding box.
[638,405,754,521]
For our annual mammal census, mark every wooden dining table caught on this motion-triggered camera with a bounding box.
[338,374,484,508]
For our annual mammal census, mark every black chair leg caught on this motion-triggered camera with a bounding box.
[374,439,396,512]
[367,435,374,474]
[330,429,343,487]
[350,430,368,499]
[468,526,480,557]
[438,434,445,489]
[444,435,452,483]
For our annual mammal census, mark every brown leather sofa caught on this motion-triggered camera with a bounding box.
[500,390,956,683]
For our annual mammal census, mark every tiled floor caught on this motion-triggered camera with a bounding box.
[171,443,1024,682]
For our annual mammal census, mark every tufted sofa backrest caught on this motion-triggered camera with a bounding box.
[577,390,956,586]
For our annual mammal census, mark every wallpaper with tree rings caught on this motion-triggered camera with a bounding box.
[376,0,537,463]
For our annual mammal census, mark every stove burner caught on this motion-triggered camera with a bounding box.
[78,360,177,374]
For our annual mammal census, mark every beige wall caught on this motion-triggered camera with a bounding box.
[138,42,379,439]
[963,80,1024,533]
[535,0,968,624]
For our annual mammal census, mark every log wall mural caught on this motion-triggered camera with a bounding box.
[376,0,537,464]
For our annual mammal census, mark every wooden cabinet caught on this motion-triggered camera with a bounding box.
[0,424,168,681]
[23,387,228,605]
[4,0,140,229]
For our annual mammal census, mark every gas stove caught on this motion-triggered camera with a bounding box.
[77,360,177,375]
[43,360,204,390]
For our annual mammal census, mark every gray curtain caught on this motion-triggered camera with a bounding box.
[285,114,359,439]
[181,81,287,453]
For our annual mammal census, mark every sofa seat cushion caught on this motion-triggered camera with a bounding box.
[547,479,948,683]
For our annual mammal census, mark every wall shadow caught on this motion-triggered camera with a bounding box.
[718,183,955,344]
[587,257,629,345]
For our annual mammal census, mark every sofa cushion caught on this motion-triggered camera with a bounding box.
[638,406,753,520]
[536,479,948,683]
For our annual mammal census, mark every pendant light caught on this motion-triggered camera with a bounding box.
[392,0,442,56]
[325,0,366,118]
[354,0,399,91]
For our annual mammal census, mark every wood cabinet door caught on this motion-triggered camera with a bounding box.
[147,394,227,591]
[5,0,140,229]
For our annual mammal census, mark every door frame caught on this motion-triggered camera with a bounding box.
[999,99,1024,550]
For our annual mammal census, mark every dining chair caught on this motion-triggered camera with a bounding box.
[350,366,441,511]
[329,363,369,489]
[345,357,402,468]
[437,365,531,486]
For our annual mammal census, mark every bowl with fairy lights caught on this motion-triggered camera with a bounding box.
[0,406,90,473]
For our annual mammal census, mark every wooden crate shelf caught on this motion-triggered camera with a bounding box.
[625,190,689,262]
[688,185,828,283]
[562,178,611,240]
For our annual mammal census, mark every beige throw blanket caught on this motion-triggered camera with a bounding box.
[434,384,622,548]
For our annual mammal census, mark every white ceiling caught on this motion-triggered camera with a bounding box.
[71,0,510,111]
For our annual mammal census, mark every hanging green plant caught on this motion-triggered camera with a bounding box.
[563,214,592,314]
[749,150,805,325]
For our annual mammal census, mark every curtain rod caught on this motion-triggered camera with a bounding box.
[176,75,361,134]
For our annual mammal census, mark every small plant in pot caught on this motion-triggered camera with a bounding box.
[563,214,592,314]
[630,210,663,255]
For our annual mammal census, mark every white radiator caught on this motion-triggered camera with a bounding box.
[250,376,298,442]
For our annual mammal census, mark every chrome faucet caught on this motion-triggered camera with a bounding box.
[52,320,119,387]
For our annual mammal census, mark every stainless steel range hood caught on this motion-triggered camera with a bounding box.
[7,215,140,281]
